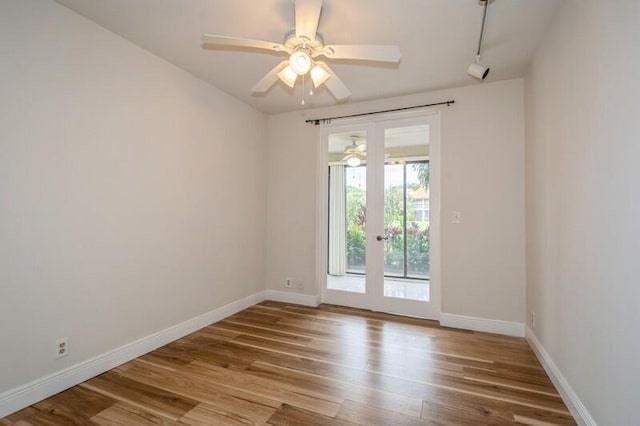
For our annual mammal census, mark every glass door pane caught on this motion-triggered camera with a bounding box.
[345,165,366,276]
[326,130,367,295]
[407,162,430,279]
[382,124,430,302]
[383,164,405,277]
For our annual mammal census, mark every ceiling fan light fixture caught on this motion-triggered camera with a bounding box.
[202,0,400,102]
[289,50,312,75]
[277,66,298,88]
[310,64,331,87]
[346,156,361,167]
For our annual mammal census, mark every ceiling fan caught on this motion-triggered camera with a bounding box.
[342,136,366,167]
[201,0,401,101]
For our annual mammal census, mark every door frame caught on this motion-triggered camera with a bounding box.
[316,110,441,320]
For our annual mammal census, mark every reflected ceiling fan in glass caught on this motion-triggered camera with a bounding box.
[342,136,366,167]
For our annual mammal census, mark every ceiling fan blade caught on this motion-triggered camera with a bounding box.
[295,0,322,42]
[316,62,351,100]
[321,44,401,63]
[251,61,289,93]
[342,154,351,161]
[201,34,289,53]
[356,144,366,152]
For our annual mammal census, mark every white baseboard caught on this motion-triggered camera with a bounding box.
[0,291,266,419]
[525,326,596,426]
[264,290,320,307]
[439,313,525,337]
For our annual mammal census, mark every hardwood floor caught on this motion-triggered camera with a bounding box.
[1,301,576,425]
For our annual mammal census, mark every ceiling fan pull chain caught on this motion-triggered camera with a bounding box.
[301,74,306,105]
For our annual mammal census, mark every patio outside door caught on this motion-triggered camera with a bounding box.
[320,113,440,320]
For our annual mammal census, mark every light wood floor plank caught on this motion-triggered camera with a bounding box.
[120,359,283,409]
[336,399,429,426]
[267,404,357,426]
[2,302,576,425]
[90,402,182,425]
[246,360,424,418]
[80,371,199,421]
[179,400,275,426]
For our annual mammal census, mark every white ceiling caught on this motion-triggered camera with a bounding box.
[54,0,564,114]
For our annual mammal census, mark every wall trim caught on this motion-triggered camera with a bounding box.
[264,290,320,307]
[526,326,596,426]
[0,290,266,418]
[439,313,525,337]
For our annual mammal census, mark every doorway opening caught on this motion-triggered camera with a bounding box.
[319,113,440,319]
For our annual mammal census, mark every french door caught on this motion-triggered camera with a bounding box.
[319,112,440,319]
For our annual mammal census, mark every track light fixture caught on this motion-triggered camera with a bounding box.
[468,0,492,81]
[468,56,490,80]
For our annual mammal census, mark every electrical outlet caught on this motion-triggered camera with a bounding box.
[56,337,69,359]
[285,277,293,288]
[452,210,462,224]
[531,311,536,328]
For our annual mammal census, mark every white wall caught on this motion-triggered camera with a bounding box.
[524,1,640,424]
[266,115,320,298]
[0,0,266,395]
[266,79,525,324]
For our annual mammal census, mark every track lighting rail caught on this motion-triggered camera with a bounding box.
[477,0,489,57]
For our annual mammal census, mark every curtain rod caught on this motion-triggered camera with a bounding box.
[304,100,455,125]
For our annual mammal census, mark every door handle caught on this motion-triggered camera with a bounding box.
[376,235,388,241]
